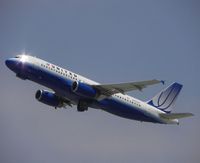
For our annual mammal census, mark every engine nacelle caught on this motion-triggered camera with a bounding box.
[71,81,98,98]
[35,90,63,108]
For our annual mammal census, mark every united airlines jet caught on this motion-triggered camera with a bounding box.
[5,54,193,124]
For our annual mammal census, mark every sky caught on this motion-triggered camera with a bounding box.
[0,0,200,163]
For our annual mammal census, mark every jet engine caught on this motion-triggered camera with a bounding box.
[71,81,98,99]
[35,90,64,108]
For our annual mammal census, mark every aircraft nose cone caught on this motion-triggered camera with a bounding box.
[5,58,17,70]
[5,59,12,67]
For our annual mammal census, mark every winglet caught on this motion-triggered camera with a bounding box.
[160,80,165,85]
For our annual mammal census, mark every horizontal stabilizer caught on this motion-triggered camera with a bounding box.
[159,113,194,119]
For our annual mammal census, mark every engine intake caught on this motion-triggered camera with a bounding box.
[71,81,98,98]
[35,90,63,108]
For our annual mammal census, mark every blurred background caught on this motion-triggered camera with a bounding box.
[0,0,199,163]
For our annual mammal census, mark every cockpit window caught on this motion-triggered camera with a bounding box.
[14,55,21,58]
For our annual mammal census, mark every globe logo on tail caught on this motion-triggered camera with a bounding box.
[148,83,183,113]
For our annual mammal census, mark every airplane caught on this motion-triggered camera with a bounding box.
[5,54,193,124]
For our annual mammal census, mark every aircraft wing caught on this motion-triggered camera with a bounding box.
[93,79,163,96]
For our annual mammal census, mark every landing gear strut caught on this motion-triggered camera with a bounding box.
[77,100,88,112]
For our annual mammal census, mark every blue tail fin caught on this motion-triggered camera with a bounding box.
[147,82,183,113]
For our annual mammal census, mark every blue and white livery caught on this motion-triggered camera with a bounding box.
[5,54,193,124]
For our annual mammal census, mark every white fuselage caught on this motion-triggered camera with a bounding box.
[5,55,179,124]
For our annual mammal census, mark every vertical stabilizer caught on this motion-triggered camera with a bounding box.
[147,82,183,113]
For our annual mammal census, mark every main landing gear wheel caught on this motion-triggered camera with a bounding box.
[77,100,88,112]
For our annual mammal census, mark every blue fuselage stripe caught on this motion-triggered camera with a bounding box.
[22,62,161,123]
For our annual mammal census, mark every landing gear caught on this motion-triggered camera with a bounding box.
[77,100,88,112]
